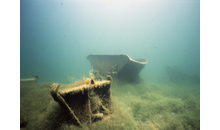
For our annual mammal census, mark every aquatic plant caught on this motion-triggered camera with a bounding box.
[20,78,200,130]
[68,76,76,83]
[89,70,95,79]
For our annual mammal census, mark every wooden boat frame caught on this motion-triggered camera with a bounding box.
[50,75,113,127]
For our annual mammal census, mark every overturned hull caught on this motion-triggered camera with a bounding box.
[87,54,148,83]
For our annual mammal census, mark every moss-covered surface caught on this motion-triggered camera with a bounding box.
[20,80,200,130]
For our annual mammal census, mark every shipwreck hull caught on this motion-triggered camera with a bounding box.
[87,54,148,83]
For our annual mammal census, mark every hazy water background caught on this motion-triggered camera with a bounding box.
[20,0,200,84]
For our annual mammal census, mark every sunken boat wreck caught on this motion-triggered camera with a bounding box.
[49,54,148,128]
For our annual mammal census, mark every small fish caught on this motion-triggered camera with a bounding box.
[42,47,44,50]
[61,2,64,6]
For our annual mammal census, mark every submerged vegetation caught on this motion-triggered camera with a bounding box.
[20,78,200,130]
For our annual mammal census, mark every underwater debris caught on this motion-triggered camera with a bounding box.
[20,75,39,85]
[50,75,113,128]
[50,83,82,126]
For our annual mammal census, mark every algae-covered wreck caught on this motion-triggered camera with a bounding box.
[48,54,148,128]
